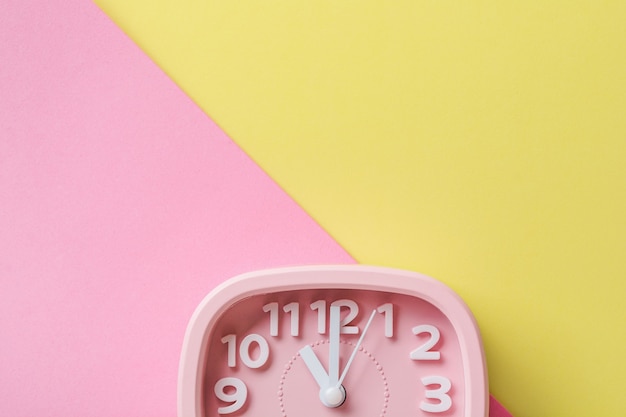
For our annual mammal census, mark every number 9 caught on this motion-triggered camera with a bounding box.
[214,377,247,414]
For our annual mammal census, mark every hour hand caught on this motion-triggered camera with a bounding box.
[299,345,346,408]
[299,345,330,389]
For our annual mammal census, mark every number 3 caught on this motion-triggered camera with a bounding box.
[420,376,452,413]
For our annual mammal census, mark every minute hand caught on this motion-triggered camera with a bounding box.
[328,305,342,386]
[336,309,377,387]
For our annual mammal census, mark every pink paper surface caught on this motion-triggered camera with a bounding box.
[0,1,352,415]
[0,1,511,416]
[490,396,514,417]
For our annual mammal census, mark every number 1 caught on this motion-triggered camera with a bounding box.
[377,303,393,337]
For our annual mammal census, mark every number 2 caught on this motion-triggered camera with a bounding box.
[410,324,441,360]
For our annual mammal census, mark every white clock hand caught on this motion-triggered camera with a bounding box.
[299,306,375,408]
[299,344,345,408]
[328,304,341,386]
[299,345,330,389]
[336,309,377,387]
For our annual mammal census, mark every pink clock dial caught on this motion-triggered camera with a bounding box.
[179,266,488,417]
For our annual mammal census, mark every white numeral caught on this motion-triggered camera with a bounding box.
[420,376,452,413]
[263,302,300,336]
[221,333,269,368]
[331,299,359,334]
[214,377,247,414]
[283,302,300,336]
[220,334,237,367]
[410,325,441,360]
[377,303,394,337]
[310,300,326,334]
[262,302,279,336]
[239,334,269,368]
[310,299,370,335]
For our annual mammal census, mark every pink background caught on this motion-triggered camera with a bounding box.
[0,1,510,416]
[0,0,352,414]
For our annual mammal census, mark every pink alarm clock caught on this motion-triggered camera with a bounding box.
[178,265,488,417]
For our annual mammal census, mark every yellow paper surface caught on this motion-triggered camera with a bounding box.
[94,1,626,415]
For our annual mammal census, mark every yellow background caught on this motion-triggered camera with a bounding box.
[94,1,626,415]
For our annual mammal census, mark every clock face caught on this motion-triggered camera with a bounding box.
[178,266,488,417]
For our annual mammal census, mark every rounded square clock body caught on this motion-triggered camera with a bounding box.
[178,265,488,417]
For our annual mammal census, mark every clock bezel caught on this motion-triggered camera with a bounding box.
[178,265,488,417]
